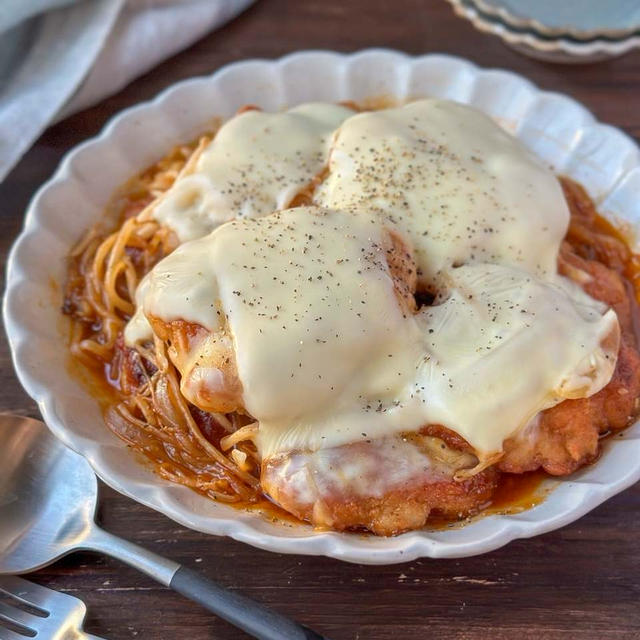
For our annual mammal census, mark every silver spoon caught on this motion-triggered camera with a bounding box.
[0,414,327,640]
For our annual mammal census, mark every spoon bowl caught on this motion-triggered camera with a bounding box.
[0,415,97,573]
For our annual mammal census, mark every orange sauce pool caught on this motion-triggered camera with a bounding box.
[488,469,550,513]
[425,469,552,531]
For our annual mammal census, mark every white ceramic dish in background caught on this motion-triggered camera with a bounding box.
[447,0,640,63]
[5,49,640,564]
[470,0,640,41]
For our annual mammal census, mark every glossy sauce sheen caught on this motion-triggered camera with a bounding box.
[128,99,619,464]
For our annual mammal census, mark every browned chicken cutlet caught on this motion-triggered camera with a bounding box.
[261,430,497,536]
[500,182,640,476]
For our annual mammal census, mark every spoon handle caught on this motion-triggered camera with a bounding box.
[85,526,329,640]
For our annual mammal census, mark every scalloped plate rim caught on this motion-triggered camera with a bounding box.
[447,0,640,58]
[468,0,640,41]
[5,49,640,564]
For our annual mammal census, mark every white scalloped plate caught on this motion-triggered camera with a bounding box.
[5,50,640,564]
[469,0,640,41]
[447,0,640,63]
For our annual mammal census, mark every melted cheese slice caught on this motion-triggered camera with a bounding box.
[412,264,618,456]
[153,103,354,242]
[262,434,477,506]
[139,207,426,435]
[315,99,570,287]
[125,102,353,345]
[134,207,617,461]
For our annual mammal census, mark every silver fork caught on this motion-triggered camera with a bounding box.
[0,575,105,640]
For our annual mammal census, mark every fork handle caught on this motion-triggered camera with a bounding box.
[171,566,328,640]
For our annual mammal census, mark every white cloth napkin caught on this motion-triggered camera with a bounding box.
[0,0,254,182]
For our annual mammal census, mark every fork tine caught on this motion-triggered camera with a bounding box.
[0,601,38,635]
[0,578,105,640]
[0,577,50,612]
[0,623,33,640]
[0,576,47,639]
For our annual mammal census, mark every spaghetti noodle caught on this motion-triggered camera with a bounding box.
[64,136,263,503]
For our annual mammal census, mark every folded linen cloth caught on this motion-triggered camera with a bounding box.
[0,0,254,182]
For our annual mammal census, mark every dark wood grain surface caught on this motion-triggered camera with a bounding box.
[2,1,640,638]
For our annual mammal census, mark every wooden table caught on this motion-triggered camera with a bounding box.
[1,1,639,638]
